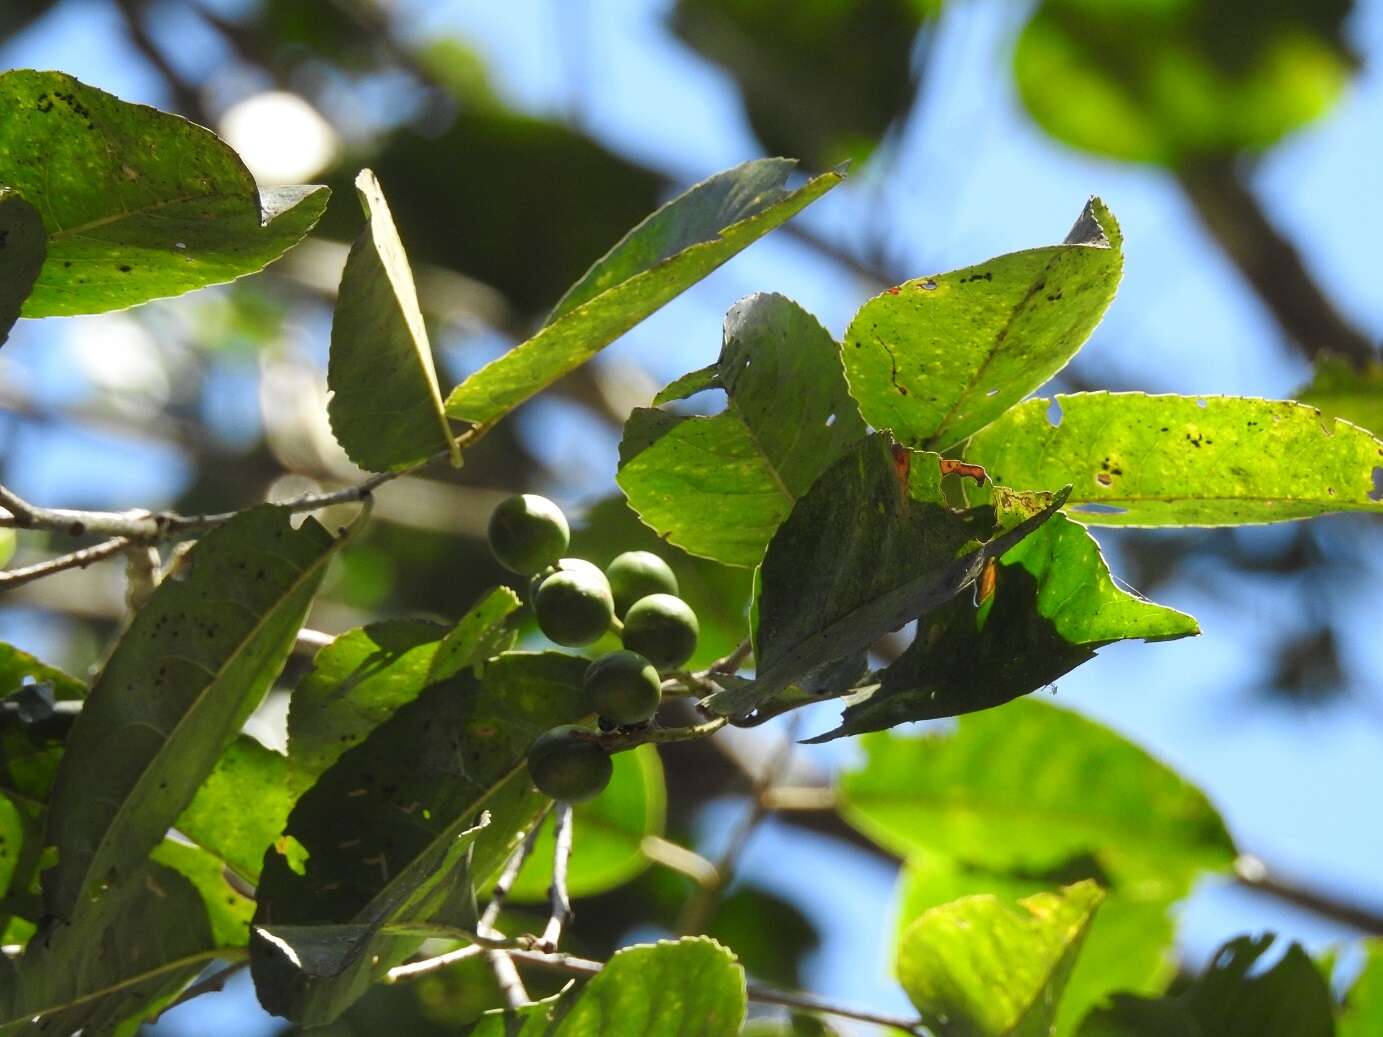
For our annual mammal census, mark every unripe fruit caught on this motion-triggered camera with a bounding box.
[621,593,699,670]
[585,650,661,725]
[530,557,603,601]
[527,725,612,802]
[605,550,679,618]
[535,567,615,646]
[488,494,569,574]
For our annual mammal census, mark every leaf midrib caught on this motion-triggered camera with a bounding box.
[3,947,237,1030]
[48,188,244,243]
[67,534,332,910]
[927,244,1101,451]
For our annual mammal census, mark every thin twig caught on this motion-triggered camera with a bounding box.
[678,717,801,934]
[594,716,727,752]
[505,948,934,1036]
[0,423,493,545]
[1177,160,1378,366]
[485,949,531,1010]
[539,804,574,952]
[640,835,719,888]
[474,813,552,1008]
[123,545,162,610]
[0,537,132,590]
[481,807,552,935]
[709,638,753,675]
[746,774,1383,937]
[1234,855,1383,934]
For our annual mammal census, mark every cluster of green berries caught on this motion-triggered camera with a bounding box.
[487,494,702,803]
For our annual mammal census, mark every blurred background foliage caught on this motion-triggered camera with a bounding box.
[0,0,1379,1033]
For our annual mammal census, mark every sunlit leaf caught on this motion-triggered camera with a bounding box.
[1014,0,1352,164]
[445,159,842,425]
[843,199,1121,452]
[965,392,1383,525]
[838,699,1235,890]
[0,70,328,316]
[896,853,1176,1036]
[464,937,746,1036]
[1298,354,1383,435]
[176,734,291,883]
[896,881,1104,1037]
[43,506,341,920]
[619,292,866,567]
[1340,940,1383,1037]
[327,169,459,472]
[287,587,520,793]
[150,838,255,949]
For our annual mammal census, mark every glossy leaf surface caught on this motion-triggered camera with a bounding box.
[0,70,327,316]
[619,292,865,566]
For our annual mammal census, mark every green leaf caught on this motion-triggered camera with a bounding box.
[328,170,459,472]
[703,435,1066,716]
[0,861,221,1035]
[150,838,255,949]
[619,293,867,567]
[1298,355,1383,435]
[429,587,524,682]
[1013,0,1352,165]
[0,662,80,943]
[653,361,721,405]
[896,854,1176,1037]
[465,936,747,1036]
[0,70,328,316]
[251,651,590,1024]
[175,734,291,883]
[0,643,85,701]
[508,743,665,901]
[842,199,1122,452]
[254,815,491,1026]
[0,188,45,346]
[1340,940,1383,1037]
[897,881,1104,1037]
[806,514,1197,740]
[178,590,518,890]
[42,506,340,920]
[288,587,520,794]
[838,699,1235,890]
[445,159,843,425]
[965,392,1383,525]
[1077,934,1334,1037]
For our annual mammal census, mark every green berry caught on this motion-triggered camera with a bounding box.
[605,550,679,618]
[530,557,603,601]
[527,725,612,802]
[585,650,662,725]
[535,567,615,646]
[622,593,699,670]
[488,494,569,574]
